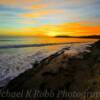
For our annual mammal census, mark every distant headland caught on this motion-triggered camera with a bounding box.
[55,35,100,38]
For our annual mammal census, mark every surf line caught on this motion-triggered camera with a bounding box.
[0,42,82,49]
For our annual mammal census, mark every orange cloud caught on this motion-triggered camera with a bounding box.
[0,0,41,7]
[60,22,100,36]
[28,1,66,9]
[29,3,49,9]
[33,22,100,36]
[20,10,65,18]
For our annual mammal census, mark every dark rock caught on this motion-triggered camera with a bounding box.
[92,81,97,85]
[42,71,57,77]
[39,82,47,90]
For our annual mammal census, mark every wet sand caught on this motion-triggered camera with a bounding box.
[0,40,100,100]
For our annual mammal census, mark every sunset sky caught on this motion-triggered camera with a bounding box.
[0,0,100,36]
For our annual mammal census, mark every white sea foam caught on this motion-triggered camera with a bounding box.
[0,44,67,87]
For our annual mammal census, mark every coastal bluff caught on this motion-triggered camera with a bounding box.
[0,40,100,100]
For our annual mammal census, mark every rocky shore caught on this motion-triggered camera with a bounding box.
[0,40,100,100]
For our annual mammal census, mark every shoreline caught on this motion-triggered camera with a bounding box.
[0,46,70,88]
[0,41,93,88]
[0,40,100,100]
[0,41,88,49]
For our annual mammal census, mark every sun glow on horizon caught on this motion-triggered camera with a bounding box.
[46,31,63,37]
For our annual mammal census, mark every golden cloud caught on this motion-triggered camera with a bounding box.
[27,1,67,9]
[19,10,65,18]
[0,0,41,7]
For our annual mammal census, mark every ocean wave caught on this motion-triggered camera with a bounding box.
[0,42,82,49]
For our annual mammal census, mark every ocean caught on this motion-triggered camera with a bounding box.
[0,36,97,87]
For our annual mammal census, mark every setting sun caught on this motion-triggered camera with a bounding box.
[46,31,62,37]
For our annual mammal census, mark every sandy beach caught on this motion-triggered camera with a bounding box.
[0,40,100,100]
